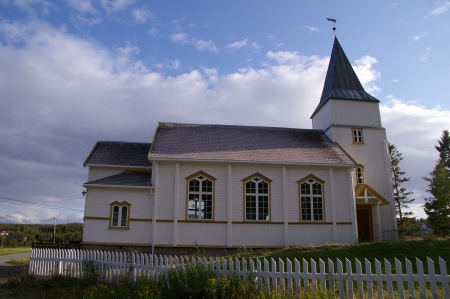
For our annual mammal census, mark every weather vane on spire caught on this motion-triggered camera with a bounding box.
[326,18,337,35]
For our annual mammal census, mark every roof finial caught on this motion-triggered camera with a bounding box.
[326,18,337,35]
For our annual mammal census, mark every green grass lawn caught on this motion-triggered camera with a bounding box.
[0,247,31,256]
[1,241,449,298]
[247,240,450,273]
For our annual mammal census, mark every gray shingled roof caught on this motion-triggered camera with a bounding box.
[84,141,151,167]
[84,171,152,187]
[149,123,356,166]
[311,37,379,118]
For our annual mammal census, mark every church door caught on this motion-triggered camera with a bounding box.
[356,205,373,242]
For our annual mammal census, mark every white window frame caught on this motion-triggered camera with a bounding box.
[299,175,325,222]
[352,128,364,143]
[243,174,271,221]
[186,171,215,220]
[110,201,130,228]
[356,165,365,185]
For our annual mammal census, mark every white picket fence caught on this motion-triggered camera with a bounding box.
[28,248,450,299]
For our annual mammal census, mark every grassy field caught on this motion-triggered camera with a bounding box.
[260,239,450,267]
[0,247,31,256]
[1,240,449,298]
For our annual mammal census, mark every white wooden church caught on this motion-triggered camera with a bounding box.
[81,37,398,250]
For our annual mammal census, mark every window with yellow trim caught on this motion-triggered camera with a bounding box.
[352,128,363,143]
[244,174,270,221]
[110,202,130,227]
[299,176,324,221]
[187,172,215,220]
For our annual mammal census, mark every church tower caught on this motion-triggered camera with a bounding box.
[311,37,398,242]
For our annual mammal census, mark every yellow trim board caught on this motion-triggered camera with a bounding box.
[355,184,389,205]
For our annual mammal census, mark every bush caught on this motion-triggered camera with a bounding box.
[3,263,338,299]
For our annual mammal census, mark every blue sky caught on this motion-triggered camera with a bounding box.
[0,0,449,224]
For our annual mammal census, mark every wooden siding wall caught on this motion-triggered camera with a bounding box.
[87,166,129,181]
[311,98,396,241]
[84,188,152,219]
[83,219,152,244]
[152,162,355,248]
[330,127,397,239]
[83,188,152,245]
[330,101,382,128]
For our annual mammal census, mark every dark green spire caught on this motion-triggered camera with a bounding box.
[311,37,379,118]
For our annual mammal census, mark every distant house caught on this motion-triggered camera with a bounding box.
[0,229,13,236]
[4,235,27,246]
[419,223,432,236]
[81,37,398,251]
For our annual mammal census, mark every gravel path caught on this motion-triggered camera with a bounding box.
[0,252,30,284]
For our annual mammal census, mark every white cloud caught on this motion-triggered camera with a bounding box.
[13,0,54,15]
[353,56,381,94]
[227,39,248,50]
[380,96,450,218]
[147,28,159,37]
[301,25,319,33]
[99,0,134,13]
[170,32,218,53]
[71,14,102,26]
[412,33,426,41]
[421,47,431,62]
[193,38,218,52]
[132,7,153,24]
[68,0,98,15]
[170,32,188,43]
[0,19,448,223]
[154,59,180,70]
[429,2,450,16]
[267,51,301,64]
[386,3,399,9]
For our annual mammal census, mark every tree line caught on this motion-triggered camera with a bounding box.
[0,222,83,247]
[390,129,450,236]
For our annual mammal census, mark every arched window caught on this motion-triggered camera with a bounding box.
[299,175,324,221]
[186,171,215,220]
[110,201,130,228]
[243,174,271,221]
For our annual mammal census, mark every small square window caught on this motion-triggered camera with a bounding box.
[352,129,363,143]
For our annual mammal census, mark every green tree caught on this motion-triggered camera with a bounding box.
[424,130,450,236]
[389,142,414,228]
[435,129,450,169]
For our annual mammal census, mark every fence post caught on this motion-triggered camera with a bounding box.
[27,248,450,299]
[394,258,405,299]
[364,258,373,298]
[415,258,426,298]
[439,257,450,297]
[345,258,353,298]
[405,258,415,298]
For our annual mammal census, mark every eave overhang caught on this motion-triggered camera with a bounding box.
[355,184,389,205]
[149,157,357,168]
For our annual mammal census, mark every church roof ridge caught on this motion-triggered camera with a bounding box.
[157,122,323,132]
[150,122,356,166]
[311,37,379,118]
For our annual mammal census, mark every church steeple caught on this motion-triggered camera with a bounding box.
[311,37,379,118]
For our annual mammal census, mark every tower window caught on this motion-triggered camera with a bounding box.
[352,128,363,143]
